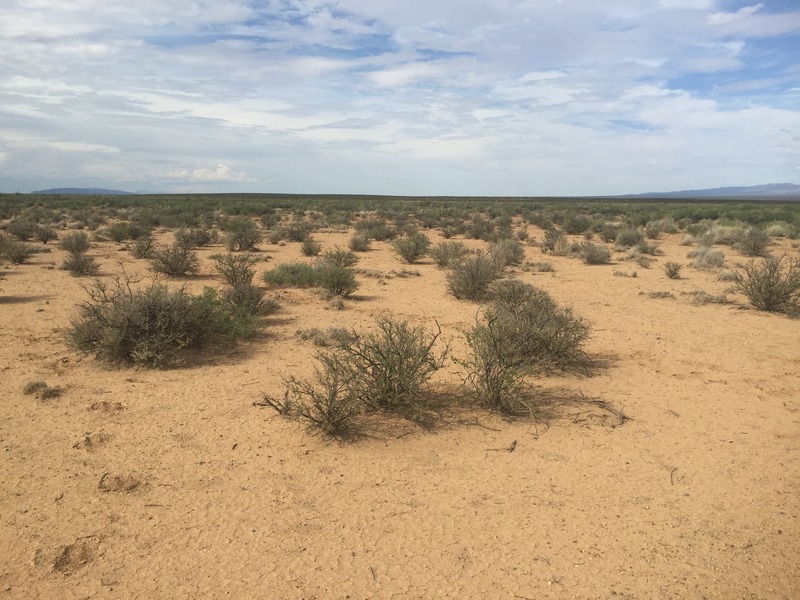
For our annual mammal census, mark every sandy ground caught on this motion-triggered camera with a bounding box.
[1,223,798,599]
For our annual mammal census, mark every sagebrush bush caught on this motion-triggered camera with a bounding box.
[430,241,469,268]
[0,235,37,264]
[736,228,770,257]
[300,236,323,257]
[62,252,100,277]
[263,262,318,288]
[447,252,499,301]
[284,221,314,242]
[392,232,431,264]
[335,317,446,414]
[663,262,682,279]
[59,232,91,255]
[223,218,261,251]
[212,253,258,287]
[150,243,200,277]
[615,228,645,249]
[131,236,155,259]
[688,246,725,270]
[540,228,569,255]
[461,280,590,416]
[489,238,525,267]
[67,277,248,368]
[263,261,358,297]
[580,242,611,265]
[33,225,58,244]
[349,233,371,252]
[105,222,148,243]
[6,220,36,240]
[315,264,358,297]
[320,248,358,268]
[175,227,218,248]
[734,255,800,314]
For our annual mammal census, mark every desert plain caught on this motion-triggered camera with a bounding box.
[1,209,799,599]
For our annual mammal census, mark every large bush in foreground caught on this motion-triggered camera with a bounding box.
[462,280,590,415]
[734,255,800,314]
[67,276,257,368]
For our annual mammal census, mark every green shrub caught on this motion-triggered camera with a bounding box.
[447,252,499,301]
[175,227,218,248]
[59,232,90,255]
[300,236,322,257]
[663,262,682,279]
[580,242,611,265]
[349,233,371,252]
[212,253,258,287]
[430,241,469,268]
[320,248,358,268]
[62,253,100,277]
[392,232,431,264]
[315,264,358,297]
[461,281,590,416]
[105,222,148,243]
[150,244,200,277]
[223,218,261,251]
[284,221,314,242]
[263,262,319,288]
[67,277,246,368]
[734,255,800,314]
[335,317,446,414]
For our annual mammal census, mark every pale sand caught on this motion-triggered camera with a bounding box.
[1,226,798,599]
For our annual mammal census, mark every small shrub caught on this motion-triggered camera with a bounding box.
[430,241,469,268]
[33,225,58,244]
[284,221,314,242]
[580,242,611,265]
[62,253,100,277]
[736,229,771,257]
[22,380,61,399]
[67,277,244,368]
[447,252,499,301]
[663,262,682,279]
[150,244,200,277]
[392,232,431,264]
[688,246,725,270]
[734,255,800,314]
[263,263,318,288]
[0,236,37,264]
[223,218,261,251]
[489,238,525,267]
[212,253,258,287]
[60,232,91,255]
[130,236,155,259]
[105,222,147,243]
[6,220,36,240]
[349,233,371,252]
[315,264,358,298]
[273,364,363,437]
[615,228,645,249]
[540,228,569,255]
[599,224,619,243]
[175,227,218,248]
[320,248,358,268]
[300,237,323,257]
[336,317,446,414]
[523,261,555,273]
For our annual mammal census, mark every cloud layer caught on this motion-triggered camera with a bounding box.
[1,0,798,195]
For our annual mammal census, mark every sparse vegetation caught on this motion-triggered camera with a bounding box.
[0,235,37,264]
[430,241,469,268]
[150,243,200,277]
[664,262,682,279]
[580,242,611,265]
[392,231,431,264]
[23,380,61,399]
[301,237,322,257]
[688,246,725,270]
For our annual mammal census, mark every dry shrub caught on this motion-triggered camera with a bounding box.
[430,241,469,268]
[447,252,499,301]
[150,243,200,277]
[580,242,611,265]
[734,255,800,314]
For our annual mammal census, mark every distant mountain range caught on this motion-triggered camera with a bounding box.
[31,187,135,195]
[624,183,800,199]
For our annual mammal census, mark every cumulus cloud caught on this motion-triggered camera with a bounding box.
[0,0,798,194]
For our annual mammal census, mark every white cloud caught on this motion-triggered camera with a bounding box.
[167,164,249,182]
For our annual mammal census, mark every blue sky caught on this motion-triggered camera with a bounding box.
[0,0,798,195]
